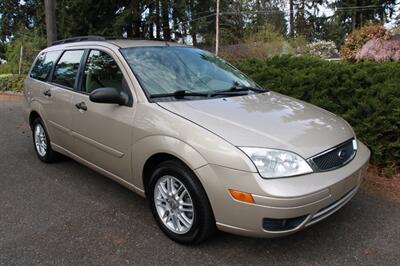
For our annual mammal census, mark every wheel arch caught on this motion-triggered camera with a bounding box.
[142,153,186,194]
[29,110,41,129]
[132,135,208,195]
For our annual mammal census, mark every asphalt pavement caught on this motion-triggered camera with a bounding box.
[0,99,399,265]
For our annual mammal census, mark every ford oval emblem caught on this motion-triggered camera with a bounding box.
[338,149,347,160]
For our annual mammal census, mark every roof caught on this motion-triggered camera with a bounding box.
[50,36,185,49]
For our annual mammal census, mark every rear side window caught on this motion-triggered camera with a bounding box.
[52,50,84,89]
[30,51,61,81]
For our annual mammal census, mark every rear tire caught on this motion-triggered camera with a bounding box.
[32,118,59,163]
[148,159,216,244]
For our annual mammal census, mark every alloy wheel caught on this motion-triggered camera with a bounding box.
[34,123,47,157]
[154,175,194,234]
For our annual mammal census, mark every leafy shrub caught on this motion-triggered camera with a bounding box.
[288,36,309,55]
[392,26,400,35]
[304,40,339,59]
[356,37,400,61]
[236,55,400,170]
[219,42,291,63]
[0,74,25,93]
[4,27,45,74]
[0,64,12,74]
[244,24,286,43]
[219,24,291,63]
[340,24,391,61]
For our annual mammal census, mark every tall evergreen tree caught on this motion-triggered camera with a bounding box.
[329,0,397,31]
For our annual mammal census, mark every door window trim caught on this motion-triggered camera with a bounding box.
[29,50,63,82]
[49,49,86,91]
[76,48,134,107]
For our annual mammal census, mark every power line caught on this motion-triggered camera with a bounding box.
[173,4,396,27]
[174,13,216,26]
[221,5,392,16]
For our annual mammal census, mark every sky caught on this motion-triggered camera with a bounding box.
[282,0,399,30]
[316,1,399,29]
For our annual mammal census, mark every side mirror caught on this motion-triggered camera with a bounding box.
[89,87,127,105]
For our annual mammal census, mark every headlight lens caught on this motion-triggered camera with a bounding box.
[239,147,313,178]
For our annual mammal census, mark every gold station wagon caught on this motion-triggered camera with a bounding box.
[23,36,370,244]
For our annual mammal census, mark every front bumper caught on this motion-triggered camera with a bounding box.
[195,140,370,237]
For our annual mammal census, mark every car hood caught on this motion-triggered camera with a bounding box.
[158,92,354,159]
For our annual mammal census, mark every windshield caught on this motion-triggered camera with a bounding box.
[120,47,262,100]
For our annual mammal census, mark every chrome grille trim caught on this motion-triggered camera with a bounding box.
[308,138,357,172]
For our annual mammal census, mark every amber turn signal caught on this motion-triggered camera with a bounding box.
[229,189,255,204]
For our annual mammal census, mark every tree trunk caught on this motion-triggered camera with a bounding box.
[289,0,294,37]
[161,0,170,40]
[148,1,155,39]
[298,0,305,36]
[132,0,142,38]
[156,1,161,39]
[44,0,57,46]
[359,0,363,27]
[189,0,196,45]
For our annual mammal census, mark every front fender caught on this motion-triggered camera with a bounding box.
[131,135,208,191]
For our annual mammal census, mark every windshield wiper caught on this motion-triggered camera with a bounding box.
[225,85,267,93]
[149,90,210,99]
[150,89,251,100]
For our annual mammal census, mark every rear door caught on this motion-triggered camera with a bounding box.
[44,49,85,150]
[28,51,61,135]
[28,49,75,150]
[69,48,134,180]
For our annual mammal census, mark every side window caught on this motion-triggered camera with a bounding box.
[82,50,126,94]
[52,50,84,89]
[30,51,61,81]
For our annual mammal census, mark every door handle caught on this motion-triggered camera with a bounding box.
[43,89,51,97]
[75,102,87,111]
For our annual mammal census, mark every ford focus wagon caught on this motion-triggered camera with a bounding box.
[23,37,370,244]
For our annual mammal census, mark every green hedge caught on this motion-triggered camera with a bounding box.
[236,56,400,170]
[0,74,25,93]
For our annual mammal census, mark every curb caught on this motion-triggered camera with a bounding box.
[0,91,23,95]
[0,92,24,101]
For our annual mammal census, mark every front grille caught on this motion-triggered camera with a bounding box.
[309,139,356,171]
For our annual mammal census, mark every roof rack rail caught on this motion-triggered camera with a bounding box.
[51,36,106,46]
[106,37,175,42]
[51,36,176,46]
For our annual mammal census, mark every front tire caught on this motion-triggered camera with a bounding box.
[32,118,59,163]
[148,160,216,244]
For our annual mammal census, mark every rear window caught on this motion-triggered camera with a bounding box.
[30,51,61,81]
[52,50,84,89]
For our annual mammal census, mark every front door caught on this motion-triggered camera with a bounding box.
[70,49,134,180]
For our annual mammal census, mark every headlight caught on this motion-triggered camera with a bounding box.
[239,147,313,178]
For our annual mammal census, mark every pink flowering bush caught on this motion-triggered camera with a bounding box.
[340,24,391,61]
[356,37,400,61]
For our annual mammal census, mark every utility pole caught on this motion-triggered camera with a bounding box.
[18,45,23,75]
[215,0,220,55]
[44,0,57,46]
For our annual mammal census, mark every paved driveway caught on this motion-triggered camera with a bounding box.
[0,99,399,265]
